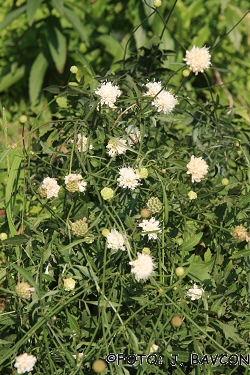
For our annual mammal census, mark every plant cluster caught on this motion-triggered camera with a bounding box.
[0,1,250,375]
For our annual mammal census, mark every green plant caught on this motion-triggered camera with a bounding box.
[1,1,250,375]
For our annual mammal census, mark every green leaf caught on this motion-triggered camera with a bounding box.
[63,6,89,45]
[27,0,43,25]
[187,257,211,282]
[204,248,212,263]
[230,249,250,259]
[182,232,203,251]
[0,5,26,31]
[66,310,80,334]
[51,0,64,15]
[217,322,244,342]
[29,52,49,103]
[5,150,23,236]
[127,327,139,351]
[47,25,67,73]
[0,65,25,92]
[2,234,29,245]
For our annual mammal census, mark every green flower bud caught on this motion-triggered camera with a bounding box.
[182,69,190,77]
[101,187,114,200]
[146,197,163,214]
[136,167,148,179]
[221,178,229,186]
[19,115,28,123]
[72,218,88,237]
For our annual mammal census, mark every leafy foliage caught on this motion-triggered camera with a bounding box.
[0,1,250,375]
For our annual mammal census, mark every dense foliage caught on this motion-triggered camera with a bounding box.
[0,1,250,375]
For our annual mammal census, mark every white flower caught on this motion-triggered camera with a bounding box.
[138,217,161,240]
[125,125,141,145]
[186,283,204,300]
[40,177,60,199]
[186,155,209,183]
[64,277,76,291]
[188,191,197,200]
[64,173,87,193]
[143,81,162,97]
[129,252,155,282]
[152,90,178,114]
[106,138,127,157]
[117,167,140,190]
[95,81,122,108]
[149,343,159,353]
[106,229,125,251]
[72,353,84,360]
[76,134,93,152]
[14,353,37,374]
[183,46,211,75]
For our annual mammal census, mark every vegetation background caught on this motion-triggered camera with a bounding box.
[0,0,250,375]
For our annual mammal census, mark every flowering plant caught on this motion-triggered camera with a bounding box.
[0,1,250,375]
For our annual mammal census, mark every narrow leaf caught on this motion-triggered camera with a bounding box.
[47,25,67,73]
[63,6,89,45]
[27,0,43,25]
[29,52,49,103]
[0,65,25,92]
[0,5,26,31]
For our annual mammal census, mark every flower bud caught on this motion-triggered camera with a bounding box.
[171,316,182,327]
[0,232,8,241]
[70,66,78,74]
[153,0,162,7]
[92,359,106,373]
[221,178,229,186]
[101,187,114,200]
[140,208,151,219]
[19,115,28,123]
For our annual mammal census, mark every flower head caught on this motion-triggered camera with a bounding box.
[106,229,125,251]
[186,283,204,300]
[138,217,161,240]
[186,155,209,183]
[152,90,178,114]
[39,177,60,199]
[188,191,197,200]
[184,46,211,75]
[125,125,141,145]
[64,278,76,291]
[65,173,87,193]
[232,225,249,242]
[76,134,93,152]
[106,138,127,157]
[143,81,162,97]
[129,252,155,282]
[117,167,140,190]
[101,187,114,200]
[15,282,35,300]
[146,197,163,213]
[71,218,88,237]
[14,353,37,374]
[95,81,122,108]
